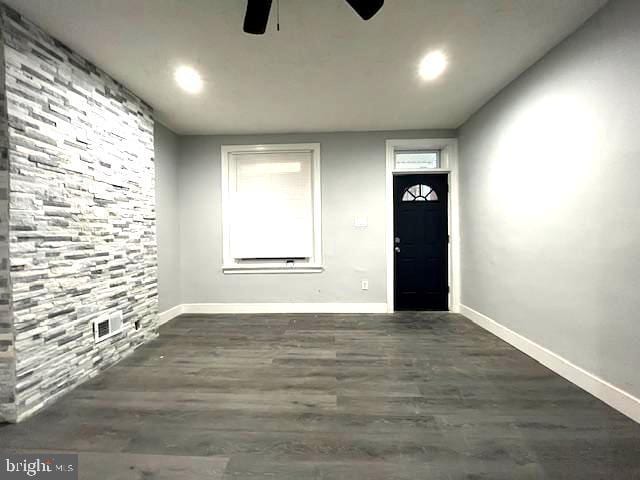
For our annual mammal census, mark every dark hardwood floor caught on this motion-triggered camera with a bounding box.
[1,313,639,479]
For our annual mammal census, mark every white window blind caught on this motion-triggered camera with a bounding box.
[229,150,314,260]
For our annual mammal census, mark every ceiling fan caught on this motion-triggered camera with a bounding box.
[243,0,384,35]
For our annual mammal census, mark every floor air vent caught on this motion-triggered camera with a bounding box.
[93,312,124,343]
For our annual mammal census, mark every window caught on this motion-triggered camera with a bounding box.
[221,143,322,273]
[402,184,439,202]
[394,150,440,170]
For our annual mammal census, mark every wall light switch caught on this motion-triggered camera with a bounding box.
[361,280,369,290]
[354,216,368,228]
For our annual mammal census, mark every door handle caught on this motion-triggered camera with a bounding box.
[394,246,401,253]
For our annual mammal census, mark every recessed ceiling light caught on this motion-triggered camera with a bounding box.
[174,65,203,94]
[419,51,448,81]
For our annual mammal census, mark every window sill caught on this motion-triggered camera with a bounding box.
[222,265,325,275]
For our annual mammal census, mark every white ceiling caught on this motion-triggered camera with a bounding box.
[6,0,606,135]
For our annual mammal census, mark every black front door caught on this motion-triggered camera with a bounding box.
[394,173,448,311]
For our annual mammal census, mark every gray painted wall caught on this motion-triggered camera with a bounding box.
[458,0,640,398]
[178,130,455,304]
[155,123,180,312]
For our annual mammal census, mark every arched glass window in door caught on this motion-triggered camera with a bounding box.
[402,184,438,202]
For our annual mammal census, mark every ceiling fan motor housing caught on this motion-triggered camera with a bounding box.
[243,0,384,35]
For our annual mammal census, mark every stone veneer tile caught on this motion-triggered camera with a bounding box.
[0,3,159,422]
[0,6,15,423]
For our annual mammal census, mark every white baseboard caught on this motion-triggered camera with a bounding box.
[181,303,388,314]
[460,304,640,424]
[158,304,184,325]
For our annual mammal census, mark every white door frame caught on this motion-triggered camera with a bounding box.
[385,139,460,313]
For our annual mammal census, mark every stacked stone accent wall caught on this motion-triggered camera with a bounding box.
[0,13,14,423]
[0,4,159,421]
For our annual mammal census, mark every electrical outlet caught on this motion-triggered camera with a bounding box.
[361,280,369,290]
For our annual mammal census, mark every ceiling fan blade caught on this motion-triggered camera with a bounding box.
[344,0,384,20]
[243,0,273,35]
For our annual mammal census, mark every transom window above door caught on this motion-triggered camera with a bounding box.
[221,143,322,274]
[394,150,440,170]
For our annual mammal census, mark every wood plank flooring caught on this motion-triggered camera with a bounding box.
[1,312,639,479]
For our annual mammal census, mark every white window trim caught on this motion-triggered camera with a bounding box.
[221,143,323,274]
[385,138,461,313]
